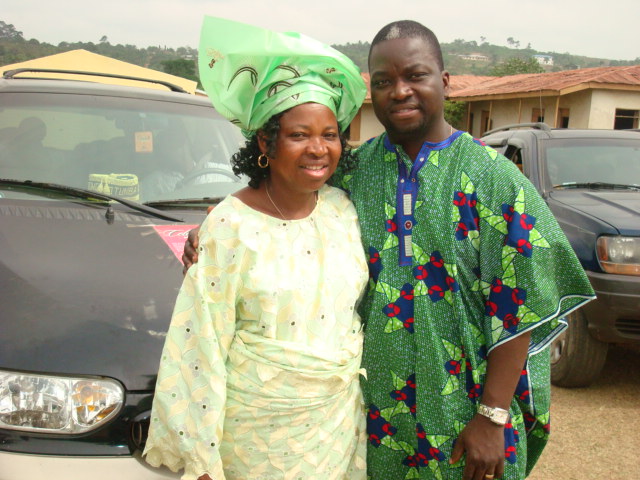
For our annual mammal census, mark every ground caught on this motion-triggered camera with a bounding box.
[527,344,640,479]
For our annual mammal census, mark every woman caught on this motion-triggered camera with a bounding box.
[143,17,368,480]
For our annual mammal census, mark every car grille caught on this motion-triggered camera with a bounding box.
[616,318,640,338]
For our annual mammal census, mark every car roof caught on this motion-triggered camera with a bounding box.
[0,76,213,107]
[482,123,640,141]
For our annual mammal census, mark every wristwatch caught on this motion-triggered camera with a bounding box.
[477,403,510,426]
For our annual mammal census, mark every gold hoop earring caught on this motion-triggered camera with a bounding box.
[257,153,269,168]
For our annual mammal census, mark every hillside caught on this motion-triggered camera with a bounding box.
[1,19,637,80]
[333,39,638,75]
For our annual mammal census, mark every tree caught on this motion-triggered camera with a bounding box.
[160,58,198,82]
[490,57,544,76]
[100,35,108,44]
[0,20,23,40]
[444,100,467,129]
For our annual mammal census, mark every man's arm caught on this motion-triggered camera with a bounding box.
[450,331,531,480]
[182,206,214,274]
[182,227,201,275]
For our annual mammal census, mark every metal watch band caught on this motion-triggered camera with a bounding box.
[477,403,510,425]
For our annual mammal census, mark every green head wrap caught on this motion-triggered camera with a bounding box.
[198,16,366,137]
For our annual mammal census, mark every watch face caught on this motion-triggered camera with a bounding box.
[492,410,509,424]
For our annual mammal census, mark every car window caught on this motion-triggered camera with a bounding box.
[0,92,244,202]
[543,138,640,187]
[504,146,524,172]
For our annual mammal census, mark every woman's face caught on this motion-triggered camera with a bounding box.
[262,103,342,195]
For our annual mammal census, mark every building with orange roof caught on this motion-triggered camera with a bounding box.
[449,65,640,136]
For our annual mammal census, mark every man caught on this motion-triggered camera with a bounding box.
[183,20,594,480]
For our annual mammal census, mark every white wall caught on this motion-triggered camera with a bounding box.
[357,103,385,144]
[588,89,640,128]
[562,90,592,128]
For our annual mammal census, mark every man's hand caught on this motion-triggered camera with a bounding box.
[449,414,505,480]
[182,227,200,275]
[449,331,531,479]
[181,206,212,275]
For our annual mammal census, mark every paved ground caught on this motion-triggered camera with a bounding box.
[527,343,640,480]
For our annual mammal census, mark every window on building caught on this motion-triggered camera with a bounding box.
[614,109,639,129]
[531,108,545,123]
[557,108,570,128]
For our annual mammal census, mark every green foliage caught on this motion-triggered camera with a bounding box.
[161,58,198,83]
[444,100,467,129]
[0,21,23,40]
[332,41,370,72]
[490,57,544,76]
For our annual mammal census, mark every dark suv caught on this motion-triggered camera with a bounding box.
[481,123,640,387]
[0,69,244,478]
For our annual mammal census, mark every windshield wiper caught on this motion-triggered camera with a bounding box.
[0,179,184,222]
[144,197,225,208]
[553,182,640,191]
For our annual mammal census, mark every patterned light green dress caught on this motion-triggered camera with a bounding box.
[339,131,595,480]
[144,185,369,480]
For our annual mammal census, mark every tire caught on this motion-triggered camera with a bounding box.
[549,309,608,388]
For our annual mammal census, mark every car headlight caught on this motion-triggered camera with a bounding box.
[0,370,124,434]
[596,236,640,276]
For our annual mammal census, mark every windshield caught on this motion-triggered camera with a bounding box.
[543,138,640,189]
[0,92,245,203]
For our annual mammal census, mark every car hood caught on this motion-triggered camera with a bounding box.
[0,199,204,391]
[548,190,640,235]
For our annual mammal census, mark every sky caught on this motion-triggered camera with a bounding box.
[4,0,639,61]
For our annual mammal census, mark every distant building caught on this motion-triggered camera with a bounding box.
[534,54,554,66]
[449,65,640,135]
[458,53,490,62]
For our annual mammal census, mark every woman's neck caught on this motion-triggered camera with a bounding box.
[263,179,318,220]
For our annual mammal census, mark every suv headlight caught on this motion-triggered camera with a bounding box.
[0,370,124,434]
[596,236,640,276]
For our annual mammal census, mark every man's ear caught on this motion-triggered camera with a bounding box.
[442,70,451,99]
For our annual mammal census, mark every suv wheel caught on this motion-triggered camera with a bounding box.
[550,309,608,387]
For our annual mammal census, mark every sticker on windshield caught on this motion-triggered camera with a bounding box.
[135,131,154,153]
[152,225,199,264]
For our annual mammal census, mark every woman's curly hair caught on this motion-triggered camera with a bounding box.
[231,110,358,189]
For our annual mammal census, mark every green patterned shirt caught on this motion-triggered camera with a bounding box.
[338,131,594,480]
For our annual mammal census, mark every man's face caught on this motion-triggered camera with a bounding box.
[369,36,450,144]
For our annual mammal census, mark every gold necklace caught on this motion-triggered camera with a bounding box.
[265,180,317,220]
[265,180,287,220]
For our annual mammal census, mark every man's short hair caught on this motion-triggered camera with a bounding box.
[369,20,444,71]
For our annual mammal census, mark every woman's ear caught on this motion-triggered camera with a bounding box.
[256,131,268,156]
